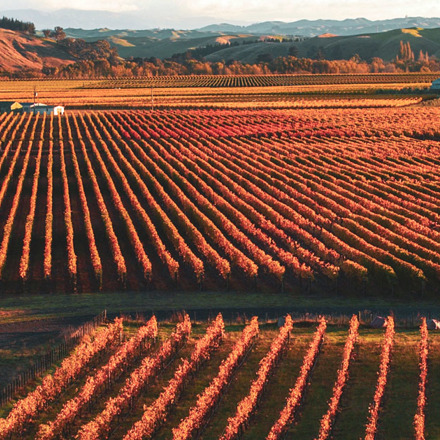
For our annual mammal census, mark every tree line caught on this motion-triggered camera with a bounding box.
[36,46,440,79]
[0,16,35,34]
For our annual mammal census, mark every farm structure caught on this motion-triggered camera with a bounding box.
[431,77,440,91]
[0,101,64,115]
[0,101,22,112]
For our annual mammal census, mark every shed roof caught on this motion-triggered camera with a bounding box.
[0,101,21,108]
[31,104,64,109]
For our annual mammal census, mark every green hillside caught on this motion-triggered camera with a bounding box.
[65,28,258,59]
[206,28,440,63]
[65,26,440,61]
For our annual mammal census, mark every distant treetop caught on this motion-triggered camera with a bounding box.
[0,16,35,34]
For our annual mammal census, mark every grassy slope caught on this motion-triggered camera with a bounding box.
[205,28,440,64]
[332,329,383,438]
[426,334,440,439]
[64,28,258,59]
[63,25,440,61]
[241,331,313,439]
[379,330,419,439]
[0,29,75,72]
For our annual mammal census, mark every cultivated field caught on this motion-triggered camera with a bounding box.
[0,105,439,294]
[0,73,435,109]
[1,73,440,439]
[89,73,440,88]
[0,314,438,440]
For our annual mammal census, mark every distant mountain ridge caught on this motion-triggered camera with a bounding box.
[2,8,230,30]
[3,10,440,36]
[198,17,440,36]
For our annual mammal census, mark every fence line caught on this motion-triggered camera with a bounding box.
[0,310,107,407]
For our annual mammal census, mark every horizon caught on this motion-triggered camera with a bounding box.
[1,1,440,29]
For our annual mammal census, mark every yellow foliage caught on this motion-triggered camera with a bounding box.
[401,28,422,37]
[108,36,135,47]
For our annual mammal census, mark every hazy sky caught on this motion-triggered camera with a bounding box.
[1,0,439,23]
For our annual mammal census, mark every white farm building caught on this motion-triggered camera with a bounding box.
[28,103,65,115]
[0,101,65,115]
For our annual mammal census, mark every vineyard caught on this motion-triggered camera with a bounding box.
[0,74,435,110]
[83,73,440,89]
[0,105,440,294]
[3,73,439,88]
[1,314,439,440]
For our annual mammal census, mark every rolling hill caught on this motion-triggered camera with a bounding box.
[0,28,75,72]
[3,24,440,74]
[63,26,440,62]
[203,28,440,63]
[63,28,258,59]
